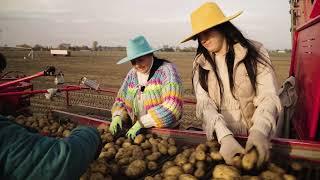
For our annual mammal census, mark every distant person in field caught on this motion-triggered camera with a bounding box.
[181,2,281,167]
[109,35,183,140]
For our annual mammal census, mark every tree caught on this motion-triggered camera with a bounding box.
[16,44,32,49]
[58,43,71,50]
[92,41,98,51]
[33,44,44,51]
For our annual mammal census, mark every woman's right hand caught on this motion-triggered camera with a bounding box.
[109,116,122,135]
[219,135,245,165]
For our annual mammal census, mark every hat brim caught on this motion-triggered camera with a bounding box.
[116,48,160,64]
[180,11,243,43]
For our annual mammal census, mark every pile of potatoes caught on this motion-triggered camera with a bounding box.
[80,124,178,180]
[146,140,298,180]
[12,114,75,137]
[9,114,301,180]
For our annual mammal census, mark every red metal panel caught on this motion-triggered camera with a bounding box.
[310,0,320,18]
[293,15,320,140]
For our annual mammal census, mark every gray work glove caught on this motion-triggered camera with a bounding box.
[245,130,270,167]
[220,135,245,165]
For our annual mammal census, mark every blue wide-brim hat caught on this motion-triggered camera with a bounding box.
[117,35,159,64]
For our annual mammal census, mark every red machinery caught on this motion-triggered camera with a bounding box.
[0,66,60,116]
[290,0,320,140]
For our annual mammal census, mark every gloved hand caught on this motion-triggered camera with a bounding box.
[109,116,122,135]
[220,135,245,165]
[245,130,270,167]
[126,122,142,140]
[45,88,58,100]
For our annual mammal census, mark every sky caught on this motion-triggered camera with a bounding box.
[0,0,292,50]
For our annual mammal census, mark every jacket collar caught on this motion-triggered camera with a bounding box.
[195,42,248,70]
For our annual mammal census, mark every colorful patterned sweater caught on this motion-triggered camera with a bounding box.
[111,62,183,128]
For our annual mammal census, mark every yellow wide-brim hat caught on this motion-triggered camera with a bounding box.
[181,2,243,43]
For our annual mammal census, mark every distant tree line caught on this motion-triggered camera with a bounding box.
[2,42,291,53]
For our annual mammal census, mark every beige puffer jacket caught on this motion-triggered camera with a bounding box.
[193,41,282,142]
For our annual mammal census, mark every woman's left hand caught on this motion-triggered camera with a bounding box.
[245,130,270,167]
[126,122,142,140]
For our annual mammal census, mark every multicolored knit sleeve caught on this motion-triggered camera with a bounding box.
[147,63,183,128]
[111,70,132,120]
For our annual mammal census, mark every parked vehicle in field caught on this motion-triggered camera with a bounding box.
[50,49,70,56]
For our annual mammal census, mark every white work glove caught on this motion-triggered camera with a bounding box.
[45,88,58,100]
[220,135,245,165]
[245,130,270,167]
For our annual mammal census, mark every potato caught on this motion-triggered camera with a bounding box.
[168,146,178,156]
[134,134,145,145]
[194,168,205,178]
[152,144,159,152]
[125,159,146,177]
[268,163,285,175]
[195,150,206,161]
[210,151,223,161]
[117,157,130,166]
[90,163,107,174]
[283,174,296,180]
[105,148,116,159]
[98,152,109,159]
[154,174,163,180]
[141,140,152,149]
[146,152,161,161]
[189,153,197,164]
[182,148,194,157]
[196,144,207,152]
[179,174,197,180]
[62,130,71,137]
[162,161,175,172]
[212,164,240,179]
[149,138,159,145]
[122,142,132,148]
[290,162,302,171]
[232,155,242,169]
[206,140,219,148]
[259,170,282,180]
[160,139,169,147]
[168,138,176,146]
[115,137,125,145]
[163,176,177,180]
[89,172,104,180]
[146,133,154,139]
[174,154,188,166]
[242,148,258,170]
[144,149,152,156]
[109,163,119,175]
[182,163,194,174]
[104,142,114,150]
[132,146,144,160]
[164,166,183,177]
[148,161,158,170]
[241,175,260,180]
[158,143,168,155]
[144,176,154,180]
[80,171,90,180]
[195,161,205,169]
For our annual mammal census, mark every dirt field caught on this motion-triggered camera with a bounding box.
[2,50,291,129]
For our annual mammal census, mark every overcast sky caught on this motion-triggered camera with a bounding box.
[0,0,291,50]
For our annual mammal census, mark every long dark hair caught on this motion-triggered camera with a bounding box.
[192,21,271,99]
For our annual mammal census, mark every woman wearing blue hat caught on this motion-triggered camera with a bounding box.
[109,35,183,140]
[181,2,281,167]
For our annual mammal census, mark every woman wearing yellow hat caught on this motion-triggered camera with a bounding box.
[109,35,183,140]
[182,2,281,166]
